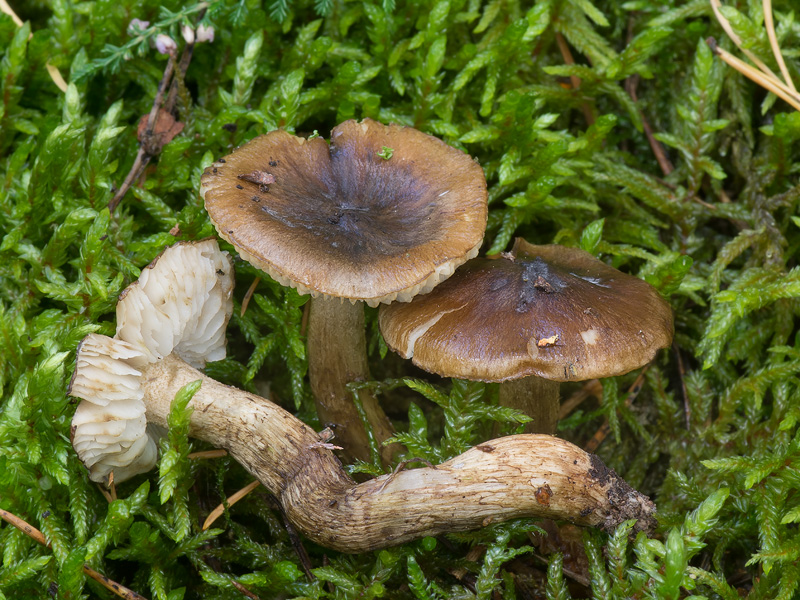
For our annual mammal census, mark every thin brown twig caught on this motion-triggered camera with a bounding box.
[554,32,595,125]
[144,56,177,146]
[322,555,335,595]
[448,544,486,585]
[689,194,718,211]
[109,6,206,215]
[625,74,675,177]
[672,340,691,430]
[281,516,315,582]
[258,492,316,582]
[97,482,114,503]
[532,552,591,587]
[300,300,310,337]
[108,150,151,213]
[0,508,48,545]
[166,42,196,111]
[108,53,176,213]
[558,379,602,420]
[232,581,261,600]
[584,367,649,453]
[0,508,148,600]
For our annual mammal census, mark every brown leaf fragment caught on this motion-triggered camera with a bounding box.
[137,109,184,153]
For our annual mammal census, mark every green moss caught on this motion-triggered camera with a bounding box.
[1,0,799,598]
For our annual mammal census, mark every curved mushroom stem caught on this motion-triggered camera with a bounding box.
[499,377,560,435]
[306,296,396,464]
[142,353,656,552]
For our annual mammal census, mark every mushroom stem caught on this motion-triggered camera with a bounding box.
[141,353,656,552]
[306,296,396,464]
[499,377,560,434]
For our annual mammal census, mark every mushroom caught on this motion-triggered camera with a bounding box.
[69,240,657,550]
[200,118,488,462]
[378,238,674,434]
[69,239,234,483]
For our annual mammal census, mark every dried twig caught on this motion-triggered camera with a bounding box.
[559,379,603,420]
[232,581,261,600]
[108,53,176,213]
[97,483,114,504]
[258,492,316,582]
[554,32,595,125]
[0,508,148,600]
[0,0,22,26]
[625,74,674,177]
[673,340,691,430]
[109,10,205,214]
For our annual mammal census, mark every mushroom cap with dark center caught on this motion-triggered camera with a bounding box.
[200,119,488,306]
[379,238,674,382]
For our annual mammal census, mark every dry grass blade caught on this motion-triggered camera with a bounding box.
[240,277,260,316]
[188,449,229,460]
[202,480,262,531]
[762,0,796,93]
[554,32,595,125]
[709,0,776,79]
[0,0,68,92]
[0,0,23,26]
[709,0,799,112]
[0,508,149,600]
[707,39,800,112]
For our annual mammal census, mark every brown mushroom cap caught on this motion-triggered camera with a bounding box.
[379,239,674,382]
[200,119,488,306]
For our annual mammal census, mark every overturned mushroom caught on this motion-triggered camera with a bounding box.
[70,241,656,551]
[200,118,488,462]
[379,239,674,434]
[70,239,234,483]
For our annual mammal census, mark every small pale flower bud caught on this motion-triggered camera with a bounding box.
[196,24,215,44]
[181,25,195,45]
[127,18,150,37]
[155,33,177,55]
